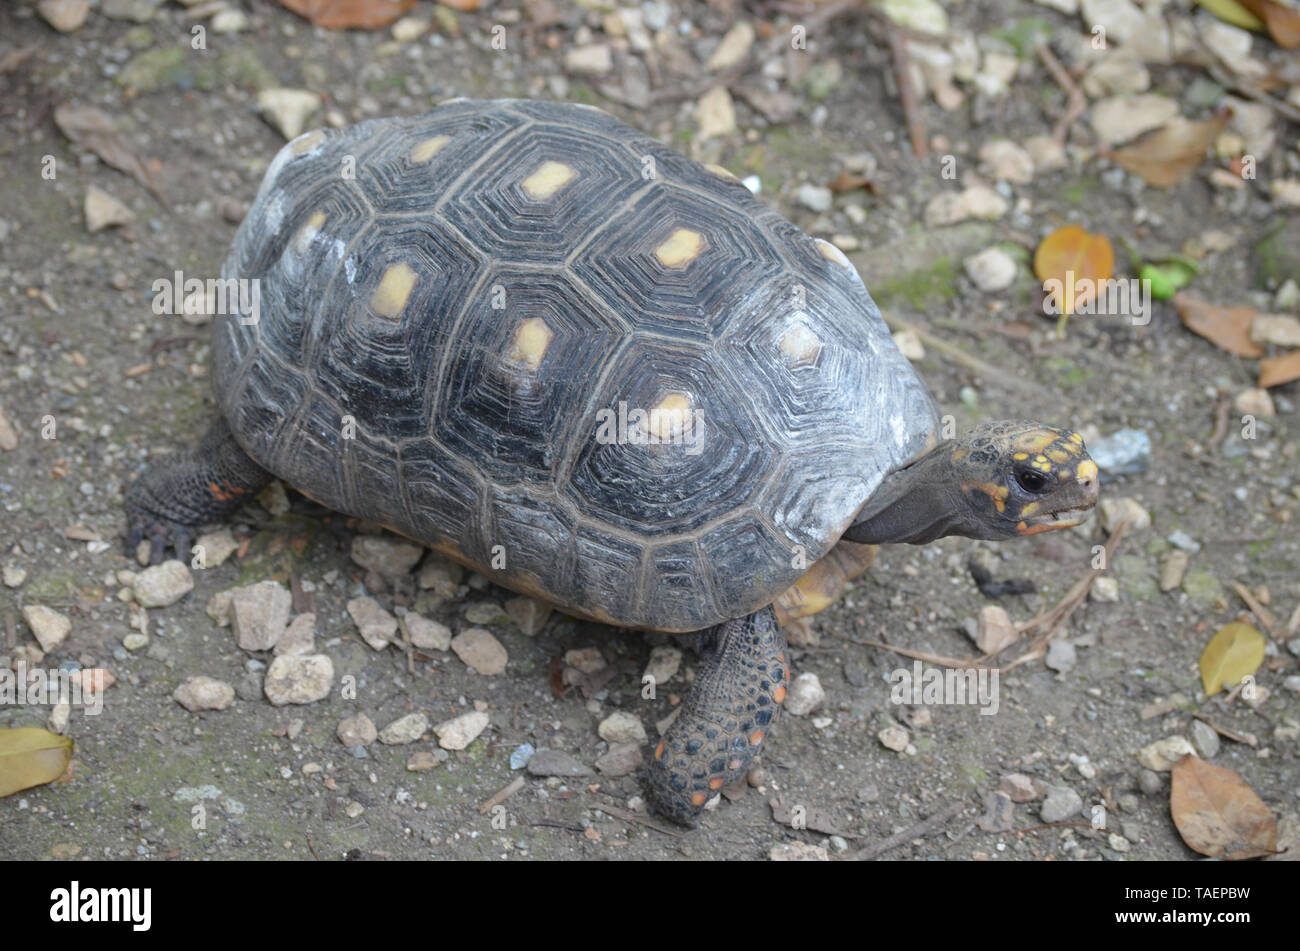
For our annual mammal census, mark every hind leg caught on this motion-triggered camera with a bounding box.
[124,417,271,564]
[645,607,788,825]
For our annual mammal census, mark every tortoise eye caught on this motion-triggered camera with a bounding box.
[1015,468,1048,493]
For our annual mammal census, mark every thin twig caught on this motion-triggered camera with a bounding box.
[1231,581,1278,638]
[881,313,1045,396]
[477,776,525,814]
[886,21,928,160]
[1036,42,1085,147]
[1208,395,1232,449]
[1191,712,1258,748]
[593,801,684,836]
[851,801,967,860]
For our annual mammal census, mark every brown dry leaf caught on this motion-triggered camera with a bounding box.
[1032,225,1115,317]
[1170,754,1278,859]
[1259,350,1300,388]
[827,170,879,194]
[1172,292,1265,357]
[276,0,416,29]
[438,0,484,11]
[1237,0,1300,47]
[1106,111,1230,188]
[53,103,163,201]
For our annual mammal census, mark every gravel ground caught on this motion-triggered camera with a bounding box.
[1,0,1298,861]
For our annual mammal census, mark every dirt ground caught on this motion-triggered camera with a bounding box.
[1,0,1298,862]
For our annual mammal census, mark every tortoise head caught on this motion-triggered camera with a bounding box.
[844,420,1099,545]
[951,421,1099,539]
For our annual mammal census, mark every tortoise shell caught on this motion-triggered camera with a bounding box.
[213,99,939,632]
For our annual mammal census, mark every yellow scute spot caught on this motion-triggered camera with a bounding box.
[705,164,738,181]
[654,229,705,268]
[370,262,417,319]
[816,239,853,270]
[295,210,327,253]
[410,135,451,163]
[1014,431,1056,454]
[648,393,693,440]
[1013,452,1029,461]
[521,161,577,200]
[1077,459,1098,483]
[506,317,553,372]
[290,130,325,155]
[779,322,822,366]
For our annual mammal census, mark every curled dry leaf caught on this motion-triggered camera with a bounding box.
[1236,0,1300,48]
[53,103,163,201]
[827,170,879,194]
[276,0,416,29]
[1170,754,1278,860]
[0,727,73,798]
[1196,0,1267,32]
[1032,225,1115,317]
[1198,621,1266,695]
[1105,111,1231,188]
[1172,292,1265,357]
[1258,350,1300,388]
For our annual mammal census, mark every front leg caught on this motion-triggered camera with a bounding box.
[645,607,788,825]
[124,417,271,564]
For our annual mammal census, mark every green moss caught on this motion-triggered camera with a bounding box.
[874,255,956,310]
[993,18,1053,59]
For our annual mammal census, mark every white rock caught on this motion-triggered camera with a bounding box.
[173,676,235,712]
[878,725,910,751]
[23,605,71,652]
[434,710,490,750]
[211,7,249,33]
[961,184,1009,220]
[1082,51,1149,97]
[84,186,135,232]
[1090,576,1120,602]
[878,0,948,34]
[1272,180,1300,208]
[256,88,320,141]
[347,596,397,650]
[695,85,737,139]
[1136,735,1196,771]
[964,247,1017,292]
[1234,388,1275,419]
[785,671,824,716]
[1045,638,1077,673]
[231,581,292,651]
[338,714,377,746]
[350,535,423,577]
[400,612,451,651]
[643,646,682,686]
[796,184,833,213]
[1025,135,1067,172]
[1250,314,1300,348]
[565,44,613,75]
[706,21,754,71]
[1081,0,1145,46]
[194,528,239,567]
[379,712,429,745]
[275,613,316,656]
[565,647,606,673]
[37,0,89,32]
[390,16,429,42]
[1099,496,1151,533]
[892,328,925,361]
[598,711,647,744]
[1090,94,1179,145]
[977,605,1016,653]
[4,564,28,587]
[263,654,334,706]
[131,560,193,607]
[769,841,830,861]
[979,140,1034,184]
[1033,0,1077,12]
[450,627,508,674]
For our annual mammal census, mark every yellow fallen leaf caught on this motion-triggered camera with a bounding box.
[1198,621,1266,696]
[0,727,74,798]
[1033,225,1115,326]
[1171,754,1278,859]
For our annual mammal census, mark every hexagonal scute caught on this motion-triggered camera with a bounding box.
[309,217,485,443]
[570,182,789,344]
[438,122,651,267]
[433,268,629,486]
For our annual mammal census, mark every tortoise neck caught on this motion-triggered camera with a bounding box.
[842,445,968,545]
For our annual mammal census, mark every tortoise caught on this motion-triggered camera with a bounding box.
[124,99,1099,824]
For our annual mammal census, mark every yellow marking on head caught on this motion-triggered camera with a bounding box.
[1014,431,1057,454]
[705,164,739,181]
[1076,459,1098,483]
[779,322,822,366]
[505,317,553,372]
[654,228,705,268]
[1069,431,1084,444]
[1032,455,1052,472]
[1013,452,1029,461]
[952,448,970,463]
[964,481,1008,513]
[1048,449,1071,464]
[294,210,328,253]
[648,392,694,440]
[1020,501,1039,517]
[370,262,417,319]
[410,135,451,163]
[290,130,325,154]
[521,160,577,200]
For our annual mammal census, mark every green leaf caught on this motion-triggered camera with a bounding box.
[1196,0,1267,31]
[1198,622,1266,696]
[0,727,73,797]
[1141,257,1200,299]
[1141,264,1176,300]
